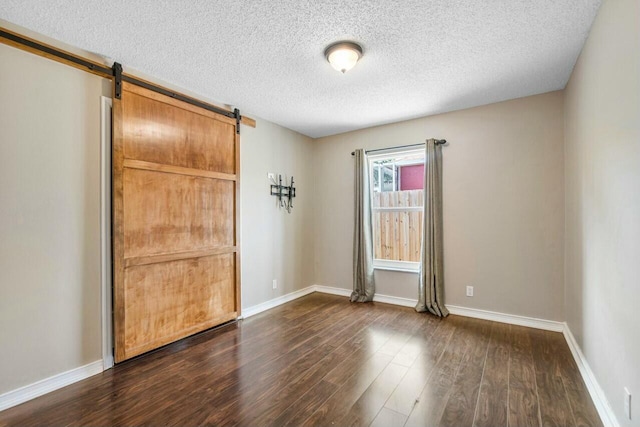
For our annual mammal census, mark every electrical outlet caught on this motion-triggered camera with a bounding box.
[272,279,277,290]
[624,387,631,420]
[466,286,474,297]
[267,172,275,182]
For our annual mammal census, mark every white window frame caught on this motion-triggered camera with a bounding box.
[368,147,424,273]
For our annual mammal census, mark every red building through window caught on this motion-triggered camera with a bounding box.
[399,164,424,190]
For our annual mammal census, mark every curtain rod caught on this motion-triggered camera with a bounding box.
[350,140,446,156]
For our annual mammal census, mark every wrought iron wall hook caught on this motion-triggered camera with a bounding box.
[270,174,296,213]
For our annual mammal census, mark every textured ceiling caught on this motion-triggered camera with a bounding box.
[1,1,601,138]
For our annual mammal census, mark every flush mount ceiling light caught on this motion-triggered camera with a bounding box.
[324,41,363,74]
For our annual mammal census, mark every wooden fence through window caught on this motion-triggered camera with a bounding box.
[372,189,424,262]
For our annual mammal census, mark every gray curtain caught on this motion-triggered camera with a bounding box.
[416,139,449,317]
[351,149,375,302]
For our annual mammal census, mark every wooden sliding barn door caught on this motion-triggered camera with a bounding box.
[112,82,240,362]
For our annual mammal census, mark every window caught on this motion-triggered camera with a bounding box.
[369,148,425,272]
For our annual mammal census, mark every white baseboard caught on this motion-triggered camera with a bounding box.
[313,284,351,298]
[241,286,316,319]
[445,304,565,332]
[313,285,419,308]
[372,293,418,308]
[562,324,619,427]
[242,285,418,315]
[0,360,103,412]
[312,284,563,332]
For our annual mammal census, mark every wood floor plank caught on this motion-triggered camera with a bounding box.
[404,316,477,427]
[322,310,403,386]
[245,309,392,426]
[546,332,603,427]
[383,318,452,416]
[0,294,604,427]
[297,352,393,427]
[167,299,363,425]
[509,325,542,427]
[370,407,408,427]
[439,319,493,427]
[251,340,370,426]
[338,362,409,427]
[529,329,578,427]
[563,383,604,427]
[211,304,382,426]
[473,321,510,427]
[268,306,405,427]
[272,379,338,427]
[390,315,441,367]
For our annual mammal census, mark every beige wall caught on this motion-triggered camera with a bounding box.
[314,91,565,321]
[564,0,639,425]
[0,43,110,394]
[240,117,316,309]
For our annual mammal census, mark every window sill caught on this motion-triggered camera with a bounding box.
[373,265,420,274]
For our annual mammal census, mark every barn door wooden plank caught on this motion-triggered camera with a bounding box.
[113,82,240,362]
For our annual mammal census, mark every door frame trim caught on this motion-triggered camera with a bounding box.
[101,96,114,370]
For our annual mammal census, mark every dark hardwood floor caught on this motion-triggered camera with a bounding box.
[0,293,602,427]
